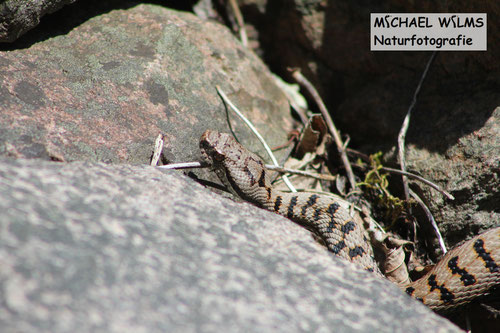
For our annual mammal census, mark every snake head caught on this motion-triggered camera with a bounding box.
[199,129,242,195]
[199,130,228,167]
[199,129,271,201]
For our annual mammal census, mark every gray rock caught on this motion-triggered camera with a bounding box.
[0,0,78,42]
[0,157,460,332]
[0,4,292,183]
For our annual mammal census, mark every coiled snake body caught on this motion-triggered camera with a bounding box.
[200,130,500,312]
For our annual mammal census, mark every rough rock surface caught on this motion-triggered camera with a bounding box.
[0,157,460,332]
[0,0,78,42]
[239,0,498,140]
[403,106,499,246]
[0,3,292,182]
[0,1,496,331]
[237,0,500,251]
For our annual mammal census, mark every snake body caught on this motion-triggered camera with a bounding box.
[200,130,500,312]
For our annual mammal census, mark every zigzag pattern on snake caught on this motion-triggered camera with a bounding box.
[199,130,500,312]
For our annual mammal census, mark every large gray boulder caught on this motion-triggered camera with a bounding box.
[0,158,460,332]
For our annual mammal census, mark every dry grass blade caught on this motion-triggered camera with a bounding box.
[157,162,203,170]
[150,134,164,166]
[290,68,357,191]
[409,188,447,253]
[265,164,337,181]
[380,167,454,200]
[228,0,248,47]
[216,85,297,192]
[397,51,437,201]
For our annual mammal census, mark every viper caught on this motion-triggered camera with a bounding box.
[199,129,500,313]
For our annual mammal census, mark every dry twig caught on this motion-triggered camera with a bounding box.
[158,160,335,183]
[397,51,437,201]
[157,162,203,170]
[396,52,444,251]
[380,167,454,200]
[348,148,454,200]
[409,188,447,253]
[150,134,164,166]
[228,0,248,47]
[271,74,309,125]
[290,68,357,191]
[265,164,337,181]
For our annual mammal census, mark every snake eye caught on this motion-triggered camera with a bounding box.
[213,151,224,162]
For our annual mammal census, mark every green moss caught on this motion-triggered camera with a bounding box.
[357,152,411,226]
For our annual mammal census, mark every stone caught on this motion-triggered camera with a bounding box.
[0,157,460,332]
[0,4,292,185]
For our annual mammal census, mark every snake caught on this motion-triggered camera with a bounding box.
[199,130,500,313]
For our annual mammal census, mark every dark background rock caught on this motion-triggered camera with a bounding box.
[238,0,498,144]
[0,157,460,332]
[391,105,499,243]
[0,0,78,42]
[234,0,499,252]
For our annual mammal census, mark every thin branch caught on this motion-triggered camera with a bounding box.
[150,134,164,166]
[271,74,308,125]
[346,147,371,162]
[157,162,204,170]
[347,148,454,200]
[380,167,454,200]
[216,86,297,192]
[409,188,447,253]
[265,164,337,181]
[290,68,356,191]
[397,51,437,202]
[228,0,248,47]
[158,160,335,184]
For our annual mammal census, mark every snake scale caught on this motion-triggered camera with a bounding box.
[199,130,500,312]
